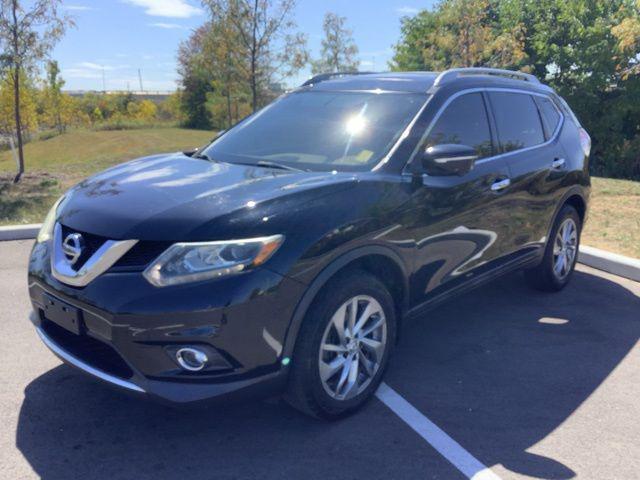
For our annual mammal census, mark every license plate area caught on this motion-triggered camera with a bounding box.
[42,293,83,335]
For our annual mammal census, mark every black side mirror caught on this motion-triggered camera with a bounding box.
[421,144,478,176]
[183,147,199,157]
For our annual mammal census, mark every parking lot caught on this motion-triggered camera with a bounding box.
[1,239,638,479]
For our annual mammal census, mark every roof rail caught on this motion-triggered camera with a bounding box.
[301,71,376,87]
[433,68,540,87]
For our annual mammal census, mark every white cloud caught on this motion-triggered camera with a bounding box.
[360,60,375,67]
[62,69,102,79]
[396,6,420,15]
[63,4,93,11]
[149,22,188,30]
[122,0,202,18]
[76,62,130,71]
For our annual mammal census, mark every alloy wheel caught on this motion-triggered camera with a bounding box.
[318,295,387,401]
[553,218,578,280]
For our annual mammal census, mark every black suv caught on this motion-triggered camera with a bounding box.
[28,68,591,419]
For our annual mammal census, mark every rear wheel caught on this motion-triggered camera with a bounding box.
[525,205,581,292]
[284,271,396,420]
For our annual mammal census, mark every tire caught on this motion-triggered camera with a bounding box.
[284,270,397,420]
[525,204,581,292]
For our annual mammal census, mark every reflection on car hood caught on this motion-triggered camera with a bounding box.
[58,153,357,240]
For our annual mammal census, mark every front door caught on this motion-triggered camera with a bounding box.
[405,91,515,307]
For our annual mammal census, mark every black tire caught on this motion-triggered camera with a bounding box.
[525,204,581,292]
[284,270,397,420]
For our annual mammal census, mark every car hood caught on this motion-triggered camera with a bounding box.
[57,153,357,241]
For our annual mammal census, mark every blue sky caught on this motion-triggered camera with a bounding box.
[54,0,436,92]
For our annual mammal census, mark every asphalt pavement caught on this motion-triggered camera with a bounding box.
[1,239,638,480]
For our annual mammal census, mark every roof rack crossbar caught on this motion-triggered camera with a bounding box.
[434,68,540,87]
[301,71,376,87]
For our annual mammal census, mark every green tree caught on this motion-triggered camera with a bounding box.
[391,0,640,180]
[0,0,72,182]
[312,12,359,74]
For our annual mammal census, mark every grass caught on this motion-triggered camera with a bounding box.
[0,128,214,225]
[1,131,638,258]
[582,177,640,259]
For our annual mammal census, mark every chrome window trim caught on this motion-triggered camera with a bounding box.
[51,223,138,287]
[36,326,145,393]
[401,87,565,174]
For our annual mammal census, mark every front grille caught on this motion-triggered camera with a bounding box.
[59,224,170,272]
[41,317,134,379]
[112,241,171,270]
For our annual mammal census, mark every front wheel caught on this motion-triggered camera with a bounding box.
[284,271,396,420]
[525,204,581,292]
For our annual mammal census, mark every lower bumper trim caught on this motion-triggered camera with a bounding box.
[36,326,145,393]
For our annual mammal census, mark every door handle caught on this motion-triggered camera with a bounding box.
[552,158,566,169]
[491,178,511,192]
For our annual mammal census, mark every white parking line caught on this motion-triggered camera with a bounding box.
[376,382,502,480]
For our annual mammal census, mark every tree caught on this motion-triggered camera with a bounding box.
[311,12,359,74]
[202,0,308,112]
[43,60,66,133]
[390,0,640,180]
[0,0,72,182]
[390,0,526,71]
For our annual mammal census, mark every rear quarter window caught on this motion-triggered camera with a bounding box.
[534,96,561,139]
[488,92,545,153]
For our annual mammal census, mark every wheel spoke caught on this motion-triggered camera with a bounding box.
[335,356,352,393]
[360,337,384,361]
[319,356,346,382]
[359,348,375,377]
[343,356,360,399]
[322,343,348,353]
[347,298,358,336]
[331,304,347,344]
[359,316,384,338]
[353,302,374,335]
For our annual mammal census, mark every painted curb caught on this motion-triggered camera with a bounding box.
[0,224,41,241]
[578,245,640,282]
[0,225,638,283]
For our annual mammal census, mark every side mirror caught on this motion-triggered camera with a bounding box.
[421,144,478,176]
[183,147,199,157]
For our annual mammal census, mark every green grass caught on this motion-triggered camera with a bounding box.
[0,128,214,225]
[582,177,640,259]
[1,131,639,259]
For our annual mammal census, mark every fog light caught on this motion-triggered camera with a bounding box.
[175,347,208,371]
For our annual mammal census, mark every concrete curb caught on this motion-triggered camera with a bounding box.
[0,225,638,282]
[578,245,640,282]
[0,224,41,241]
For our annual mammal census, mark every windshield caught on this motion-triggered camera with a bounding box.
[202,90,427,172]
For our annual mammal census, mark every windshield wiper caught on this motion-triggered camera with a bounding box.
[192,152,216,162]
[254,160,305,172]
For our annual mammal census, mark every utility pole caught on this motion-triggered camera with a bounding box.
[102,66,106,92]
[138,68,144,92]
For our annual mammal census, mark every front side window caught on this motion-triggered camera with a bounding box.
[202,90,427,172]
[425,92,493,158]
[489,92,545,152]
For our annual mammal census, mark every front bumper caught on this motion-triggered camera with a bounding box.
[28,241,306,404]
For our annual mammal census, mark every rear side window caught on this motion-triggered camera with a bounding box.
[535,96,561,139]
[489,92,544,152]
[426,93,492,158]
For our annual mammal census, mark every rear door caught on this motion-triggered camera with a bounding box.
[486,90,567,254]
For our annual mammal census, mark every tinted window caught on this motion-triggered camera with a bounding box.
[489,92,544,152]
[535,96,561,139]
[426,93,492,158]
[203,91,426,172]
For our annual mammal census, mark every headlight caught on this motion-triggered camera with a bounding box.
[36,196,64,243]
[143,235,284,287]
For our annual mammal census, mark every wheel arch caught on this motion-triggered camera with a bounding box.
[281,245,410,359]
